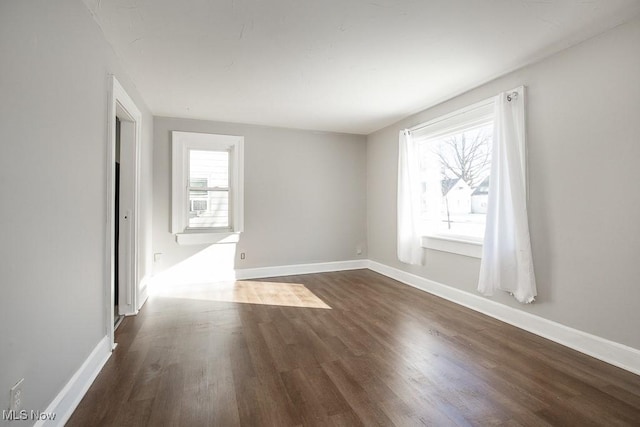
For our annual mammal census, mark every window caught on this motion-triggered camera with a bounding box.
[414,101,494,247]
[399,87,528,270]
[408,96,519,258]
[172,132,244,244]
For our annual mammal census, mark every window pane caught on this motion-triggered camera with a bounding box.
[188,190,229,228]
[189,150,229,188]
[419,122,492,240]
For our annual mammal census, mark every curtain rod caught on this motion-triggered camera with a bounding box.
[408,98,493,133]
[408,89,521,134]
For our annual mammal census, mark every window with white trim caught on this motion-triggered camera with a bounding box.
[414,100,495,249]
[172,131,244,240]
[399,88,527,261]
[410,96,523,258]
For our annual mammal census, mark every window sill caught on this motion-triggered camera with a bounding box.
[175,231,240,246]
[421,235,482,258]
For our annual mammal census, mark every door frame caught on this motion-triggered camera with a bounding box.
[106,75,142,350]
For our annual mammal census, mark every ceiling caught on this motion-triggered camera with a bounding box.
[83,0,640,134]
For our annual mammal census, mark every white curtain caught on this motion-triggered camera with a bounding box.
[478,90,537,303]
[397,130,424,265]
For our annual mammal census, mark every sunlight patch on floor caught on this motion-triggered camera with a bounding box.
[151,280,332,309]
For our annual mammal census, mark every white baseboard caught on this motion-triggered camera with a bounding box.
[35,336,111,427]
[367,260,640,376]
[235,259,369,280]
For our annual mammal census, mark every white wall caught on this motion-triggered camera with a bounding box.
[153,117,367,283]
[0,0,153,421]
[367,17,640,350]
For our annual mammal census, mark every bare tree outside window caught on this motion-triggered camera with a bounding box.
[437,127,492,189]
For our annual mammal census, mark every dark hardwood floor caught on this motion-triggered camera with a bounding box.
[67,270,640,426]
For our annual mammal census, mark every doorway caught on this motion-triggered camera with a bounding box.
[114,117,123,330]
[107,76,142,350]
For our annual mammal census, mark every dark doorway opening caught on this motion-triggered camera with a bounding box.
[114,117,124,329]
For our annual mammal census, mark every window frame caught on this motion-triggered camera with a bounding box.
[410,89,526,258]
[171,131,244,244]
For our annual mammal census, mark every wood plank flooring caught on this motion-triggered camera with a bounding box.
[67,270,640,426]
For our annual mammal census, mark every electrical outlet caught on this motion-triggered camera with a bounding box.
[10,379,24,412]
[356,246,363,255]
[240,252,246,260]
[153,252,163,262]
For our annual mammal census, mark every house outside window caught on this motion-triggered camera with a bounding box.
[189,177,209,213]
[187,150,230,229]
